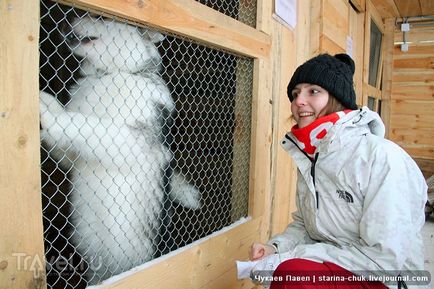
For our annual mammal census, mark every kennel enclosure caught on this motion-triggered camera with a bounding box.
[1,0,276,288]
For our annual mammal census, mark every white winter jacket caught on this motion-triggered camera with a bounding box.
[268,107,429,288]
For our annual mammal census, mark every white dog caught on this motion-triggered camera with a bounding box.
[40,15,200,285]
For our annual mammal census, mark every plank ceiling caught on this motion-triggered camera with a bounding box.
[371,0,434,18]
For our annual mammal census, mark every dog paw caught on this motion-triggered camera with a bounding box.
[40,91,64,114]
[169,171,201,210]
[39,91,63,129]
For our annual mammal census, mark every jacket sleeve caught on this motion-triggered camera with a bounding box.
[267,176,317,253]
[289,143,427,272]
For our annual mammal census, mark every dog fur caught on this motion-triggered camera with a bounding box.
[40,15,200,285]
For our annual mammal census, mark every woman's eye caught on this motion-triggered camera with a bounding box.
[291,91,298,98]
[311,89,320,94]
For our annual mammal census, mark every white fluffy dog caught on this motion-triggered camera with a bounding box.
[40,15,200,285]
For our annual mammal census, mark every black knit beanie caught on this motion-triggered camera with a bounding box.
[287,53,358,110]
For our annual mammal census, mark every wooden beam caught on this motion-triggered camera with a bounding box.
[391,86,434,100]
[247,59,273,220]
[348,4,365,106]
[257,0,272,34]
[394,0,422,17]
[370,0,399,18]
[390,113,434,129]
[349,0,366,13]
[381,18,395,137]
[247,0,273,248]
[323,0,349,50]
[394,24,434,45]
[59,0,271,59]
[362,1,372,105]
[397,145,434,160]
[269,19,295,237]
[392,71,434,85]
[309,0,323,56]
[413,158,434,178]
[321,34,347,54]
[420,0,434,16]
[393,45,434,57]
[390,99,434,115]
[368,0,385,32]
[0,0,46,288]
[390,130,434,147]
[95,218,262,288]
[365,84,382,98]
[394,57,434,69]
[230,0,258,224]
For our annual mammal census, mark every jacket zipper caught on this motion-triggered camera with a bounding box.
[311,152,319,209]
[285,135,337,244]
[285,134,320,209]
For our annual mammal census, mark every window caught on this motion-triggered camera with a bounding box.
[363,2,384,119]
[368,19,382,87]
[377,99,382,116]
[367,96,376,111]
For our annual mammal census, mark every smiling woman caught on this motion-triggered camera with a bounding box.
[289,84,330,129]
[247,53,428,289]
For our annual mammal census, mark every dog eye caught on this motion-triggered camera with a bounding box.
[65,31,78,42]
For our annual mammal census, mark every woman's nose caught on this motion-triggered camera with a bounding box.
[293,91,307,106]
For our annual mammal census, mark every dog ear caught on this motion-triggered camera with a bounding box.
[139,28,165,43]
[147,30,165,43]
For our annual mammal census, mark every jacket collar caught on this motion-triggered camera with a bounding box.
[281,107,385,161]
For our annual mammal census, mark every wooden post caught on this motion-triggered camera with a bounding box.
[349,0,366,13]
[0,0,46,288]
[381,18,395,138]
[348,3,365,106]
[269,0,312,237]
[230,57,253,222]
[59,0,270,59]
[230,0,255,223]
[247,0,273,245]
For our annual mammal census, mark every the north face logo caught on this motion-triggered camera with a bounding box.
[336,190,354,203]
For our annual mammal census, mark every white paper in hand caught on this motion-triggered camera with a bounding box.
[236,251,293,280]
[236,260,259,279]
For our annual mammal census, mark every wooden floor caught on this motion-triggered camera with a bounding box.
[423,217,434,282]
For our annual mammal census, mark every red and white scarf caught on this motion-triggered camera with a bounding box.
[291,110,351,158]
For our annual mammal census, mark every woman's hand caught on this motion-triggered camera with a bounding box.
[249,243,276,261]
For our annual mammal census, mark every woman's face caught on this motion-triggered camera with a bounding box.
[290,83,329,128]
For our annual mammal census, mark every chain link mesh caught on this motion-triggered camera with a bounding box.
[196,0,257,27]
[39,0,254,287]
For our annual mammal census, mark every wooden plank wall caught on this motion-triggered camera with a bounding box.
[0,0,46,288]
[322,0,349,54]
[390,22,434,178]
[0,0,398,288]
[270,0,365,237]
[269,0,311,237]
[270,0,368,235]
[310,0,365,106]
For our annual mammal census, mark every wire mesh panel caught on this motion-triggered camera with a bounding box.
[196,0,257,27]
[39,0,253,288]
